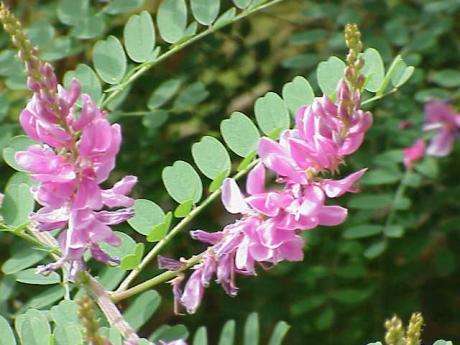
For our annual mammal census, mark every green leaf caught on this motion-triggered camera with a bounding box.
[124,11,155,63]
[17,310,51,345]
[214,8,237,28]
[254,92,290,136]
[150,324,189,342]
[99,328,122,345]
[147,212,172,242]
[128,199,165,235]
[331,288,373,304]
[123,290,161,331]
[2,243,47,275]
[233,0,252,9]
[93,36,127,84]
[384,225,404,238]
[362,48,385,92]
[98,267,126,290]
[243,313,259,345]
[237,151,256,172]
[282,76,315,114]
[105,0,143,14]
[364,240,387,259]
[157,0,187,44]
[120,243,144,270]
[433,340,453,345]
[192,136,231,179]
[147,78,182,109]
[209,169,228,193]
[193,327,208,345]
[0,315,16,345]
[218,320,235,345]
[1,182,35,227]
[64,64,102,102]
[142,110,169,129]
[268,321,290,345]
[316,56,345,97]
[415,157,439,178]
[431,69,460,88]
[51,300,79,325]
[54,324,84,345]
[100,232,136,260]
[343,225,383,239]
[361,169,402,185]
[24,287,66,310]
[173,82,209,109]
[162,161,203,203]
[315,307,334,330]
[3,135,35,171]
[348,194,393,210]
[191,0,220,25]
[15,269,60,285]
[391,58,415,88]
[71,13,105,40]
[58,0,89,26]
[174,199,194,218]
[221,112,260,157]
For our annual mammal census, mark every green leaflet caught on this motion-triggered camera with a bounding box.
[124,11,155,63]
[157,0,187,44]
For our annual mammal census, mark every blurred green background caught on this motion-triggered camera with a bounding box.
[0,0,459,344]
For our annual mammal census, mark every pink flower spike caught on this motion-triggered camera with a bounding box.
[403,139,426,168]
[321,168,368,198]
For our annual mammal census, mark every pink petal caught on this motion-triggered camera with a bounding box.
[221,178,250,214]
[322,168,368,198]
[317,206,348,226]
[246,162,265,195]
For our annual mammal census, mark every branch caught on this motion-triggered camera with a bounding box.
[101,0,287,108]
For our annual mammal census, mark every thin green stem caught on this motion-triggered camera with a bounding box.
[101,0,287,108]
[384,169,411,231]
[376,55,402,97]
[111,255,202,303]
[115,159,259,292]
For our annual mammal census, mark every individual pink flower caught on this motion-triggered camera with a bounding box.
[424,100,460,157]
[403,139,425,169]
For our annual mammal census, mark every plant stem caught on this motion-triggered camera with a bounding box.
[384,169,411,231]
[115,159,259,292]
[111,255,202,303]
[101,0,287,108]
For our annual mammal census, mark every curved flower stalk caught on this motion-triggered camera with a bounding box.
[161,24,374,314]
[0,3,136,279]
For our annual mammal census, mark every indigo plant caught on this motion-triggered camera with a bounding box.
[0,1,457,344]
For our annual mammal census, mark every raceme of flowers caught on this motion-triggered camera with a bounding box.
[164,80,373,314]
[16,60,136,278]
[402,100,460,169]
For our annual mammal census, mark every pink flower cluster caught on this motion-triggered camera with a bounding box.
[166,80,373,314]
[402,100,460,169]
[16,62,136,277]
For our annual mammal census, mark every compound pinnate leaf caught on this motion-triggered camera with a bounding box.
[157,0,188,44]
[221,112,260,157]
[317,56,346,97]
[93,36,127,84]
[124,11,155,63]
[162,161,203,203]
[362,48,385,92]
[192,136,230,179]
[191,0,220,25]
[128,199,165,235]
[282,76,315,114]
[255,92,290,136]
[123,290,161,331]
[243,313,259,345]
